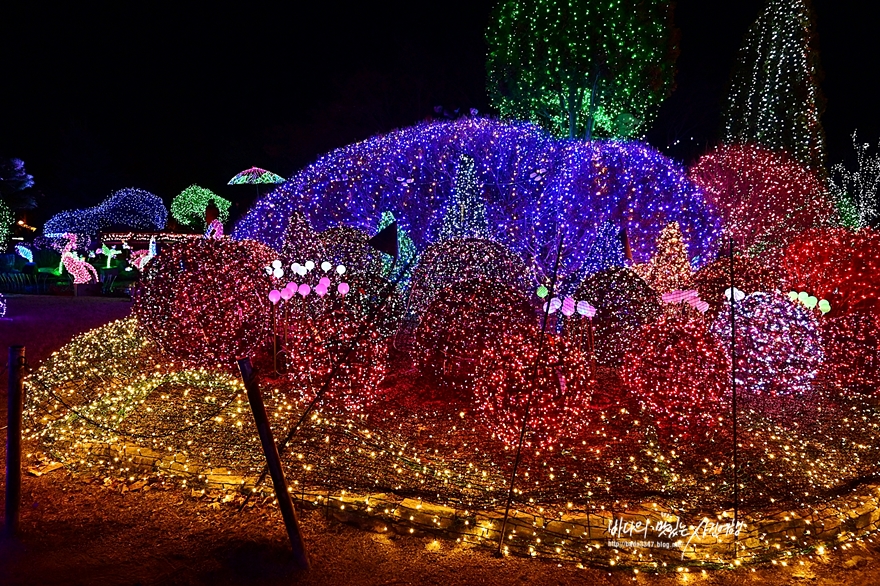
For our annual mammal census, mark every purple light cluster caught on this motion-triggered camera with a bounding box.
[234,118,721,286]
[44,188,167,236]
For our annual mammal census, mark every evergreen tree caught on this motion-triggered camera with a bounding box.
[571,222,626,288]
[486,0,679,139]
[440,154,490,240]
[633,222,692,294]
[723,0,826,172]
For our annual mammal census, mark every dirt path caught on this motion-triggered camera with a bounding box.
[1,296,879,585]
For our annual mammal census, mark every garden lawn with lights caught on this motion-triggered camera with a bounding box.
[16,117,880,577]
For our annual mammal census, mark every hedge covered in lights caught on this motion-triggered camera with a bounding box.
[44,187,168,236]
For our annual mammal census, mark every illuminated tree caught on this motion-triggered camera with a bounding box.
[407,238,531,316]
[819,313,880,395]
[693,253,779,316]
[723,0,826,171]
[133,237,275,367]
[414,279,537,398]
[439,154,490,240]
[570,221,626,285]
[170,184,231,231]
[632,222,692,295]
[280,211,325,265]
[486,0,679,138]
[0,157,36,210]
[689,144,831,250]
[828,131,880,229]
[781,227,880,318]
[0,199,13,251]
[621,315,729,433]
[474,328,594,449]
[569,267,661,366]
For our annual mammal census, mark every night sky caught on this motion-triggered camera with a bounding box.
[2,1,879,220]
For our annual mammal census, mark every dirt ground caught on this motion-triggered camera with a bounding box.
[2,294,880,585]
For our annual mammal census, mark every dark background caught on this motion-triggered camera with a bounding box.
[1,1,878,219]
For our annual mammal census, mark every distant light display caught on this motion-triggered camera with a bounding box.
[171,184,232,230]
[712,292,824,396]
[133,237,276,367]
[227,167,286,185]
[44,188,168,236]
[781,227,880,319]
[233,119,721,283]
[689,144,832,250]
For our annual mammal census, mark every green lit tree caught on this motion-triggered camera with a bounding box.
[440,154,490,240]
[723,0,826,172]
[486,0,679,139]
[170,184,231,231]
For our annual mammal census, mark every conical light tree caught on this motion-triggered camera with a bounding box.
[486,0,679,139]
[633,221,692,295]
[440,154,491,241]
[723,0,826,172]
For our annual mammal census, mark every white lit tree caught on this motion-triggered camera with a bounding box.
[829,131,880,229]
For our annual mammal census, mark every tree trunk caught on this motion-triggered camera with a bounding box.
[585,70,601,141]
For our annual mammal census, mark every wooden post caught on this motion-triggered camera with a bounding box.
[4,345,25,539]
[238,358,310,570]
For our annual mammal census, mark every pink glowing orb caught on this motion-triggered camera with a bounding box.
[297,283,311,297]
[268,290,282,305]
[286,282,298,291]
[338,282,350,296]
[318,276,331,287]
[561,297,576,316]
[280,287,294,301]
[576,301,596,317]
[315,284,328,297]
